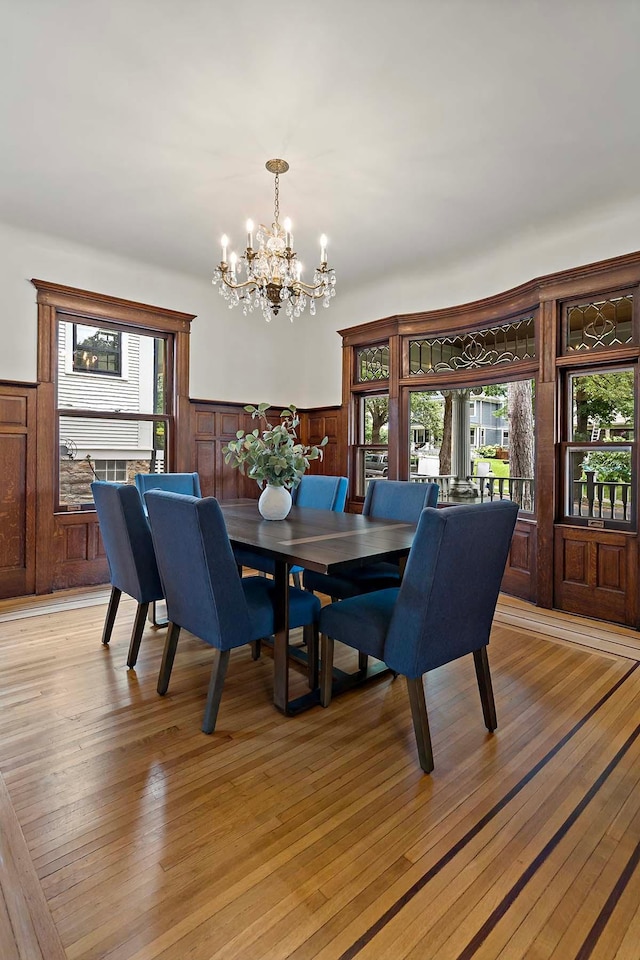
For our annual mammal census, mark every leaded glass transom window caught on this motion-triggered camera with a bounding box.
[564,294,633,353]
[356,344,390,382]
[409,317,535,375]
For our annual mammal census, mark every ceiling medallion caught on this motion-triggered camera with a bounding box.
[212,159,336,322]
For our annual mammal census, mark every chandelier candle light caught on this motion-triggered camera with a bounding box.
[213,159,336,322]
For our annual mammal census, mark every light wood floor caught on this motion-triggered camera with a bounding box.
[1,589,640,959]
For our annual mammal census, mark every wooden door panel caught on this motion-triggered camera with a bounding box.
[598,543,626,591]
[554,527,633,625]
[0,386,36,599]
[563,538,588,584]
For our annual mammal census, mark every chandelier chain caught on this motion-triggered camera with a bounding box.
[273,173,280,225]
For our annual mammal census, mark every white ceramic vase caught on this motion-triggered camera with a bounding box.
[258,483,292,521]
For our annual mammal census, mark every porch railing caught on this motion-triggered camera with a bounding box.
[410,472,632,521]
[410,473,535,512]
[410,474,454,499]
[484,476,535,512]
[571,475,632,522]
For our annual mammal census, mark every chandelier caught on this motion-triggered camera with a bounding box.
[212,159,336,322]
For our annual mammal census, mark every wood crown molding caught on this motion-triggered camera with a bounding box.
[338,249,640,345]
[31,279,196,333]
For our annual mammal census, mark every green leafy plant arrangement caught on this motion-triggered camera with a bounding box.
[223,403,328,489]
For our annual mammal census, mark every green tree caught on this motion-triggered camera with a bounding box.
[572,370,634,483]
[410,392,444,446]
[583,448,631,483]
[505,379,535,511]
[507,379,535,483]
[573,371,634,441]
[364,396,389,444]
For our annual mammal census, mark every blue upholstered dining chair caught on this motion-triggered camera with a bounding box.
[134,473,202,625]
[318,499,519,773]
[303,479,439,600]
[145,490,321,734]
[134,471,202,502]
[235,474,348,586]
[91,481,164,668]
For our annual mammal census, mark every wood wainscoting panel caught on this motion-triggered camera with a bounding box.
[63,522,89,562]
[0,384,36,599]
[219,411,243,436]
[193,409,215,437]
[192,402,259,501]
[554,525,635,626]
[501,519,537,602]
[0,394,27,424]
[303,405,346,482]
[52,514,108,591]
[0,435,26,568]
[190,400,347,502]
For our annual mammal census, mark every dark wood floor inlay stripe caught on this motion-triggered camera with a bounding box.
[338,661,639,960]
[574,834,640,960]
[455,720,640,960]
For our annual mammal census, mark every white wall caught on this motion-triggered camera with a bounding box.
[2,196,640,410]
[0,220,311,407]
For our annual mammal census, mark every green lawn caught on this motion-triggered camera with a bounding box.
[475,458,510,478]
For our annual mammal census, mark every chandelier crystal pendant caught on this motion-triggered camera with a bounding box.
[212,159,336,322]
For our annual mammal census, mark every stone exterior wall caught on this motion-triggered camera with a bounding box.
[59,458,153,506]
[59,459,96,506]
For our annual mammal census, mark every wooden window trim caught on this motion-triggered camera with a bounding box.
[32,279,195,593]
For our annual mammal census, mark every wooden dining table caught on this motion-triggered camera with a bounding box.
[219,499,417,715]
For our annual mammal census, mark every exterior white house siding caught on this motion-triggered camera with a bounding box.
[57,323,158,492]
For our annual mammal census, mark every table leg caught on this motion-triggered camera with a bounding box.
[272,559,290,712]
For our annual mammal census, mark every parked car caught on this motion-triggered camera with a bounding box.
[365,453,388,477]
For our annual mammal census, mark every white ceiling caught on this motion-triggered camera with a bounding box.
[2,0,640,297]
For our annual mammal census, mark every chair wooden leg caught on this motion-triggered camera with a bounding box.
[320,634,334,707]
[147,600,168,628]
[202,649,230,734]
[304,622,319,690]
[251,639,262,660]
[101,586,121,645]
[406,676,434,774]
[157,622,181,695]
[358,651,369,673]
[473,646,497,732]
[127,602,149,668]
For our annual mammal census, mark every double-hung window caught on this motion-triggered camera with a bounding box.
[562,366,636,529]
[57,318,172,510]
